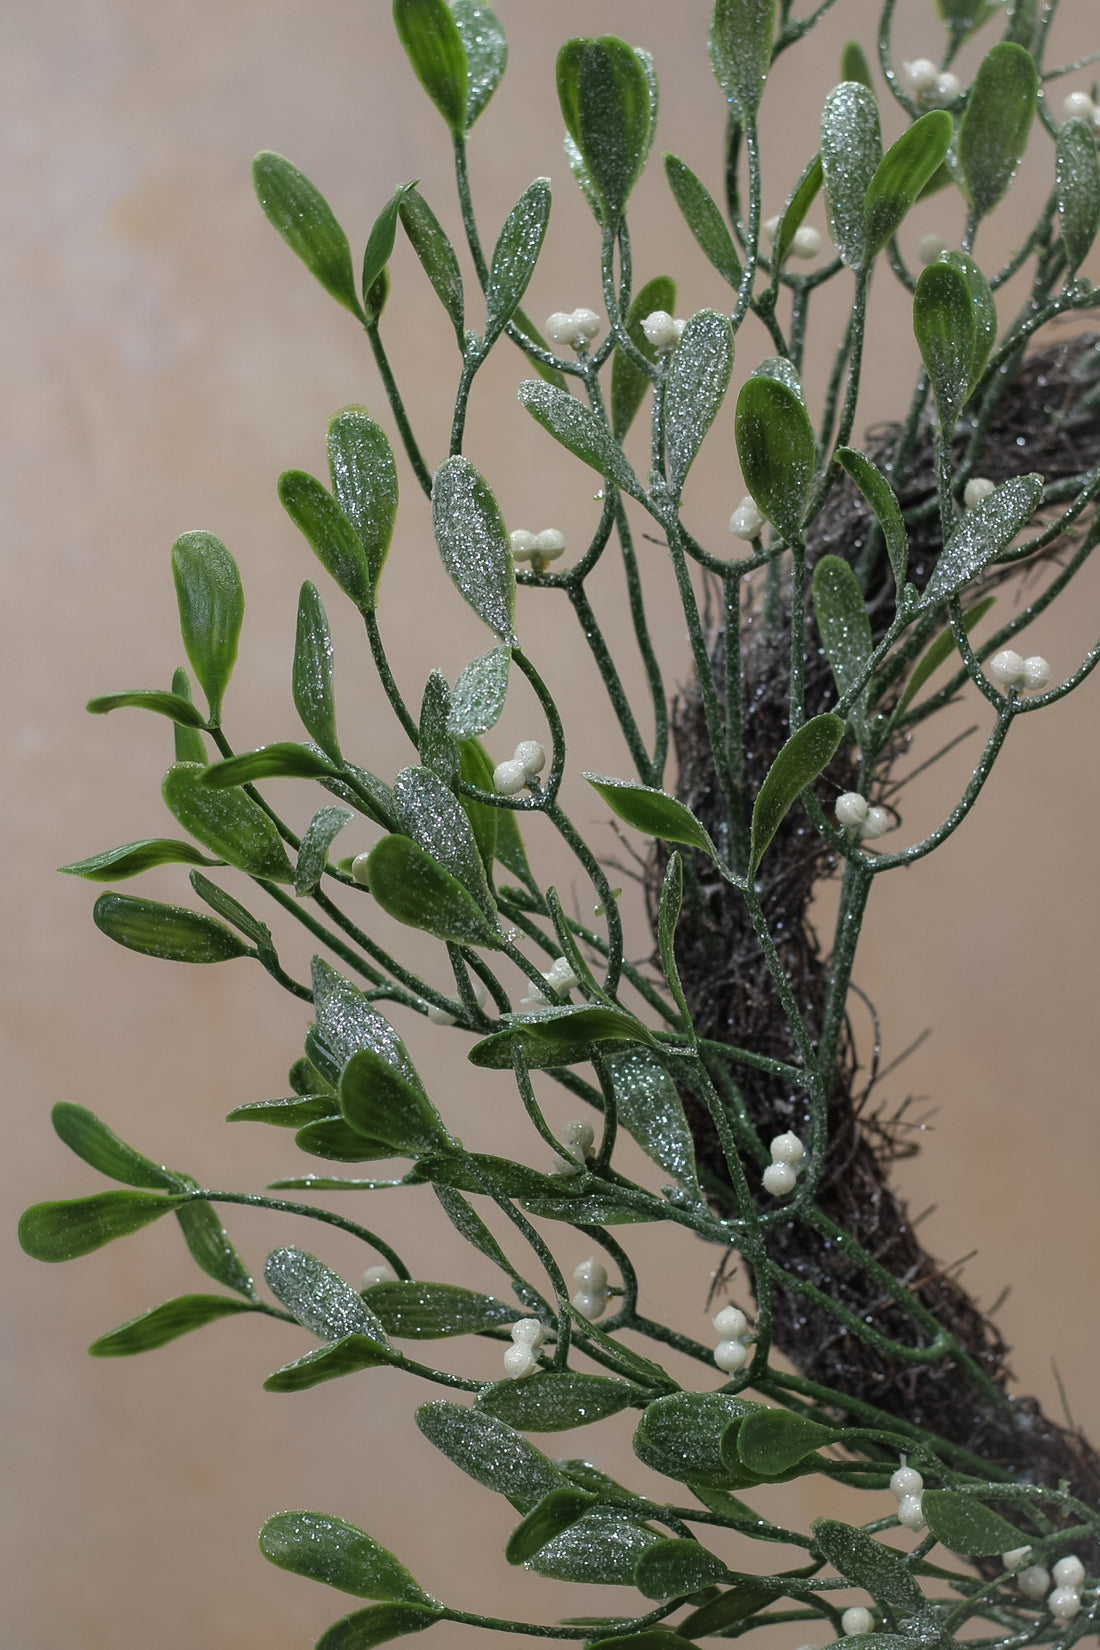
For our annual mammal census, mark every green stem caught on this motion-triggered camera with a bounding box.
[366,323,433,498]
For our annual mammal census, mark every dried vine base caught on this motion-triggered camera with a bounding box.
[663,334,1100,1510]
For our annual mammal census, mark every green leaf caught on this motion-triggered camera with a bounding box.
[418,672,459,786]
[392,0,468,134]
[452,0,507,129]
[360,184,413,312]
[19,1190,185,1262]
[415,1398,564,1511]
[259,1510,433,1603]
[735,1408,839,1476]
[864,110,953,260]
[633,1392,760,1488]
[939,250,997,391]
[311,957,426,1086]
[432,1183,513,1273]
[171,667,208,763]
[913,261,976,432]
[1004,0,1037,49]
[264,1333,397,1392]
[841,41,874,88]
[457,738,499,879]
[506,1488,598,1565]
[324,764,399,832]
[835,448,908,590]
[920,473,1043,608]
[327,408,399,606]
[1057,119,1100,278]
[200,743,335,788]
[188,870,274,953]
[634,1538,728,1600]
[290,1056,333,1097]
[431,455,516,644]
[59,838,221,882]
[656,854,689,1026]
[227,1094,337,1128]
[468,1005,656,1071]
[479,1372,636,1431]
[921,1489,1026,1555]
[709,0,776,120]
[86,689,208,726]
[812,555,873,720]
[528,1506,663,1585]
[366,1281,516,1339]
[664,156,741,290]
[772,152,823,270]
[606,1048,697,1187]
[264,1246,390,1343]
[957,43,1037,219]
[484,178,551,349]
[517,380,645,502]
[365,834,502,947]
[252,150,362,317]
[174,1196,256,1299]
[588,1635,685,1650]
[280,467,375,614]
[811,1519,925,1614]
[362,265,389,330]
[339,1049,450,1154]
[611,274,676,441]
[735,374,816,544]
[296,805,354,896]
[447,646,510,740]
[820,82,882,269]
[417,1152,658,1226]
[583,774,715,856]
[557,37,654,225]
[162,762,296,883]
[293,582,341,762]
[315,1603,439,1650]
[92,891,253,964]
[51,1103,181,1190]
[897,596,995,713]
[89,1294,259,1356]
[665,310,734,495]
[398,188,464,338]
[393,765,495,916]
[749,714,845,873]
[678,1586,776,1637]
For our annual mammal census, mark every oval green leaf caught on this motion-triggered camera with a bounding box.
[735,374,816,545]
[557,37,654,224]
[678,1587,776,1638]
[339,1049,450,1154]
[479,1371,636,1431]
[468,1005,656,1071]
[415,1398,564,1511]
[518,380,645,502]
[811,1519,925,1614]
[394,765,494,916]
[85,689,208,726]
[957,43,1037,219]
[772,152,823,270]
[89,1294,258,1356]
[293,581,341,762]
[365,834,501,947]
[326,407,399,606]
[583,774,715,856]
[92,891,253,963]
[316,1603,440,1650]
[606,1047,697,1188]
[665,310,734,495]
[311,957,426,1087]
[610,274,675,441]
[200,743,335,788]
[399,188,465,338]
[280,467,375,613]
[447,646,510,740]
[51,1103,181,1190]
[913,260,976,432]
[709,0,776,120]
[431,456,516,644]
[162,761,296,882]
[939,250,997,391]
[296,805,354,896]
[920,1489,1026,1555]
[820,81,882,269]
[750,713,845,873]
[452,0,507,129]
[505,1488,598,1566]
[392,0,468,133]
[19,1190,185,1262]
[735,1408,839,1476]
[59,838,221,882]
[835,447,908,591]
[367,1281,516,1339]
[633,1392,760,1487]
[484,178,551,349]
[264,1333,397,1392]
[252,150,362,317]
[1057,118,1100,279]
[812,555,872,716]
[664,155,741,289]
[264,1246,390,1344]
[175,1197,256,1299]
[634,1538,729,1600]
[864,110,953,260]
[920,472,1043,608]
[260,1510,432,1603]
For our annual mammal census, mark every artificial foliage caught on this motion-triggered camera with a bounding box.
[21,0,1100,1646]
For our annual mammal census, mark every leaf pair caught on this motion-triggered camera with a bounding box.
[557,36,657,226]
[822,84,952,269]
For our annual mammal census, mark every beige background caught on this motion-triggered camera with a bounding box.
[5,2,1100,1646]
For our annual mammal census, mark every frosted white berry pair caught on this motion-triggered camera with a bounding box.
[544,308,600,351]
[889,1458,926,1532]
[712,1304,751,1374]
[987,651,1051,693]
[493,740,546,796]
[503,1317,546,1379]
[762,1130,806,1197]
[1004,1547,1088,1618]
[835,792,890,842]
[510,527,566,570]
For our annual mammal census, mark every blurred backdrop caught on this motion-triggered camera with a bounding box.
[4,2,1100,1645]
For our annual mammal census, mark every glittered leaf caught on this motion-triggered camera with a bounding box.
[664,156,741,290]
[296,805,354,896]
[518,380,645,502]
[864,110,953,259]
[750,715,845,873]
[506,1489,599,1566]
[418,672,459,785]
[293,582,341,762]
[393,0,468,134]
[812,555,872,716]
[913,261,976,432]
[921,1490,1026,1555]
[51,1103,182,1191]
[665,310,734,494]
[326,408,399,605]
[92,892,253,964]
[835,447,908,590]
[199,743,335,787]
[315,1603,440,1650]
[920,473,1043,608]
[957,44,1037,219]
[311,957,426,1090]
[88,1294,259,1356]
[252,151,362,317]
[811,1520,925,1614]
[366,1281,517,1339]
[59,838,221,882]
[583,774,715,856]
[633,1392,760,1487]
[939,250,997,391]
[259,1510,433,1603]
[393,765,495,916]
[735,374,816,545]
[339,1049,450,1154]
[820,82,882,269]
[469,1006,656,1071]
[264,1246,390,1344]
[610,274,675,441]
[417,1152,657,1225]
[19,1190,185,1262]
[606,1048,697,1188]
[634,1538,728,1600]
[431,455,516,644]
[528,1507,663,1586]
[1057,119,1100,278]
[365,834,502,948]
[484,178,551,349]
[162,762,296,882]
[399,188,464,337]
[264,1334,397,1392]
[415,1399,564,1511]
[451,0,507,129]
[773,152,823,269]
[709,0,776,119]
[735,1408,839,1476]
[556,37,654,224]
[479,1372,636,1431]
[447,647,511,740]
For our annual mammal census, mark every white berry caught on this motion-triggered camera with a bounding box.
[544,311,578,346]
[552,1117,595,1176]
[351,852,371,885]
[919,233,948,266]
[858,807,890,841]
[513,740,546,776]
[361,1264,397,1288]
[729,496,766,539]
[641,310,683,353]
[426,1002,457,1025]
[835,791,870,829]
[1052,1556,1086,1590]
[790,226,822,259]
[896,1494,925,1531]
[1022,655,1051,691]
[988,649,1027,689]
[1017,1565,1051,1599]
[493,757,527,796]
[714,1337,750,1373]
[1048,1586,1083,1621]
[532,527,566,563]
[509,528,537,562]
[573,1258,608,1292]
[1063,92,1097,125]
[570,307,600,342]
[713,1305,749,1339]
[510,1318,546,1348]
[1001,1547,1032,1573]
[770,1131,806,1166]
[762,1160,798,1196]
[761,215,781,246]
[543,956,580,994]
[903,59,939,95]
[890,1463,924,1499]
[933,72,961,104]
[964,476,996,508]
[841,1606,874,1636]
[572,1290,607,1319]
[503,1342,539,1378]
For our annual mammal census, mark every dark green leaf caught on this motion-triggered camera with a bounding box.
[735,1408,839,1476]
[431,455,516,644]
[367,1281,516,1339]
[311,957,426,1086]
[416,1398,564,1511]
[447,647,511,740]
[841,41,873,88]
[59,838,221,882]
[679,1586,776,1637]
[864,110,953,259]
[227,1094,337,1128]
[432,1183,513,1273]
[773,152,823,269]
[1057,119,1100,278]
[897,596,995,712]
[920,473,1043,608]
[163,762,296,883]
[812,555,873,718]
[316,1603,438,1650]
[280,468,374,613]
[939,250,997,390]
[264,1333,397,1392]
[484,178,551,349]
[175,1197,256,1299]
[606,1048,697,1187]
[360,185,413,312]
[200,743,335,787]
[611,274,675,441]
[398,188,464,338]
[295,1120,399,1165]
[835,447,908,589]
[394,765,494,915]
[89,1294,258,1356]
[469,1005,656,1071]
[51,1103,181,1190]
[665,310,734,494]
[913,261,976,432]
[811,1519,925,1613]
[528,1506,663,1585]
[362,265,389,330]
[734,374,816,544]
[92,891,253,964]
[506,1489,598,1565]
[557,37,654,224]
[957,43,1037,219]
[750,714,845,873]
[709,0,776,120]
[452,0,507,129]
[921,1489,1025,1555]
[392,0,468,133]
[264,1246,390,1343]
[339,1049,450,1153]
[19,1190,185,1262]
[323,764,399,832]
[583,774,715,856]
[656,854,688,1026]
[86,689,207,726]
[188,870,274,952]
[296,805,354,896]
[365,834,502,947]
[290,1056,333,1097]
[588,1635,685,1650]
[252,151,362,316]
[479,1372,635,1431]
[418,672,459,785]
[417,1152,658,1226]
[327,408,399,606]
[634,1538,728,1600]
[517,380,645,502]
[820,82,882,269]
[171,668,208,763]
[664,156,741,289]
[293,582,341,762]
[259,1510,433,1603]
[633,1392,760,1488]
[457,738,498,880]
